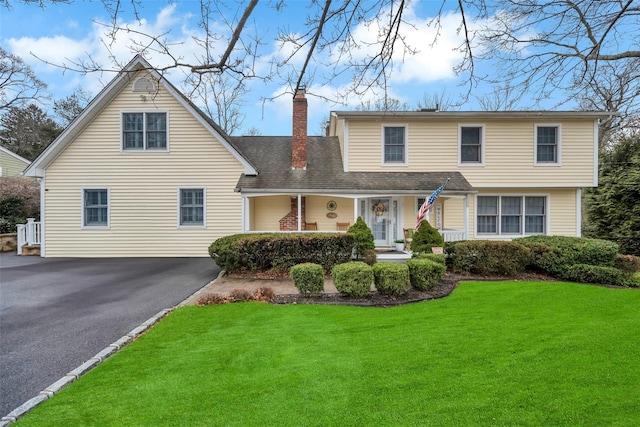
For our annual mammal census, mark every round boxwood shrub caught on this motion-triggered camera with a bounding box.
[331,261,373,297]
[412,220,444,253]
[372,262,410,297]
[290,263,325,297]
[406,259,446,291]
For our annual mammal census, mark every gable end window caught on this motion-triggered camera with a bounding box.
[382,125,407,165]
[122,112,168,150]
[459,125,484,165]
[476,195,546,236]
[179,188,205,227]
[83,189,109,228]
[535,125,560,165]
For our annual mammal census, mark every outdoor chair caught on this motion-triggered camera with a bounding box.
[336,222,350,231]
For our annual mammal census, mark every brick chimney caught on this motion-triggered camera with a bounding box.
[292,87,307,170]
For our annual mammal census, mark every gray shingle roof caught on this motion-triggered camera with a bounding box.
[232,136,473,194]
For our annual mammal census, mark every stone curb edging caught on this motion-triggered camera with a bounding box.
[0,302,181,426]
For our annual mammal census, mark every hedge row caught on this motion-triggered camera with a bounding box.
[209,233,354,273]
[446,240,531,276]
[514,235,619,276]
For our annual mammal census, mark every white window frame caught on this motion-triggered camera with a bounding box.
[121,111,170,151]
[474,194,549,238]
[458,124,485,166]
[81,188,110,229]
[381,124,408,166]
[415,197,432,215]
[178,187,206,228]
[534,124,561,166]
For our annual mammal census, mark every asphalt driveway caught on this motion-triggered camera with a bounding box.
[0,253,219,417]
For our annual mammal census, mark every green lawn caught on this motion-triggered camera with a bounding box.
[16,281,640,426]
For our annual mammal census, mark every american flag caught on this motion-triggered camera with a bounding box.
[415,179,449,231]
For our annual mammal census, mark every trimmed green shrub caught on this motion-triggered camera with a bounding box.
[515,236,619,276]
[451,240,531,276]
[406,259,446,291]
[630,272,640,288]
[560,263,629,287]
[209,233,354,273]
[412,252,446,266]
[290,263,325,297]
[372,262,410,296]
[411,220,444,253]
[348,217,375,260]
[331,262,373,297]
[443,240,465,268]
[615,254,640,274]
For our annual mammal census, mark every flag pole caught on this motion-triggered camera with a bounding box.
[415,178,450,231]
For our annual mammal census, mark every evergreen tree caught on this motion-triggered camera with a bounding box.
[347,217,375,260]
[0,104,61,160]
[412,220,444,253]
[585,135,640,256]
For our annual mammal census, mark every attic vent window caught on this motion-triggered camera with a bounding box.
[133,77,156,93]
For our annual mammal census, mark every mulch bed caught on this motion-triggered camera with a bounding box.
[262,271,557,307]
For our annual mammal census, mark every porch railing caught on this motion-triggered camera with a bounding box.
[17,218,41,255]
[440,229,466,242]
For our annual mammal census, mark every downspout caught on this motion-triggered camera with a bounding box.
[39,176,46,257]
[576,188,582,237]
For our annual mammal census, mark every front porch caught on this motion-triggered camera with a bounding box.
[242,194,470,244]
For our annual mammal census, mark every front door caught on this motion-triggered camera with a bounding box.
[369,198,391,246]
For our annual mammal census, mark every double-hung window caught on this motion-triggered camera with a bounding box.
[382,125,407,165]
[122,112,168,150]
[535,125,560,164]
[476,195,546,236]
[83,188,109,228]
[459,125,484,164]
[179,188,205,227]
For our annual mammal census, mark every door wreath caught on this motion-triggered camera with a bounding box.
[372,202,387,216]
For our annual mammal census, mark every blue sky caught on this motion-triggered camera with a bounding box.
[2,1,529,135]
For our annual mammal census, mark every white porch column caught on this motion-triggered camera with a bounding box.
[297,194,302,231]
[353,198,359,223]
[241,195,249,232]
[464,194,469,240]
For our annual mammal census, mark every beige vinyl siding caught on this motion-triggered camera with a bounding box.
[252,196,291,231]
[442,197,465,231]
[0,151,30,177]
[346,118,596,187]
[43,71,245,257]
[548,188,580,236]
[306,196,354,231]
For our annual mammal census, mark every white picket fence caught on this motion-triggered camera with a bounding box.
[17,218,41,255]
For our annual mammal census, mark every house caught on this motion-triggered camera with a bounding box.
[23,56,610,257]
[0,146,31,177]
